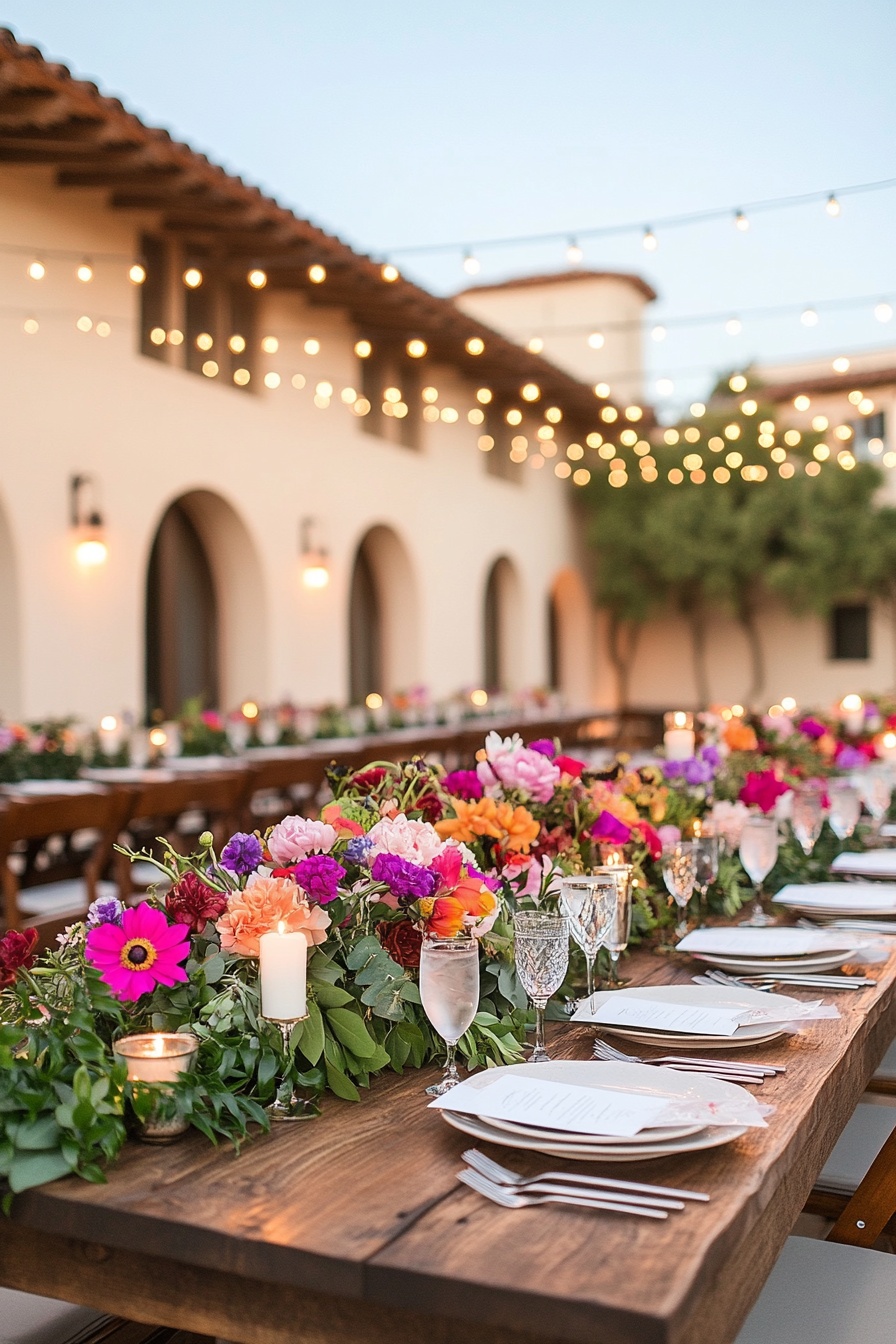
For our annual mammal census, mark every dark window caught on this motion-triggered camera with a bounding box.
[359,349,421,449]
[547,594,560,690]
[348,544,382,702]
[830,604,870,660]
[146,503,219,718]
[852,411,887,460]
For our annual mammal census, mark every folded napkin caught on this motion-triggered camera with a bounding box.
[831,851,896,877]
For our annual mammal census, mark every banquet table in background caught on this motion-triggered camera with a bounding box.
[1,942,895,1344]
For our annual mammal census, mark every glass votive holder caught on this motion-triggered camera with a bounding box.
[113,1032,199,1143]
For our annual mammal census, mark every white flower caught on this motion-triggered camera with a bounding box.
[366,815,444,866]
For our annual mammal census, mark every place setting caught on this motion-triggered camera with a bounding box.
[671,924,884,990]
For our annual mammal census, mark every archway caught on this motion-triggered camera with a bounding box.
[348,525,420,702]
[145,490,267,718]
[0,495,22,718]
[548,567,593,705]
[483,556,523,692]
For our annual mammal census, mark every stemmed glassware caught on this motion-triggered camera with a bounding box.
[856,769,892,839]
[827,780,862,841]
[791,784,825,856]
[513,911,569,1063]
[559,874,617,1004]
[738,815,780,926]
[661,842,697,938]
[591,864,634,987]
[692,834,720,904]
[418,935,479,1096]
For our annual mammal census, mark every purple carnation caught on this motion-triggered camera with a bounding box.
[86,896,124,929]
[344,834,374,865]
[798,717,827,740]
[590,810,632,844]
[834,744,866,770]
[370,852,437,904]
[662,759,687,780]
[683,756,714,786]
[221,831,264,875]
[293,854,346,904]
[442,768,484,801]
[527,738,556,758]
[700,744,721,768]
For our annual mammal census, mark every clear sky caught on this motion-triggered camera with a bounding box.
[4,1,895,411]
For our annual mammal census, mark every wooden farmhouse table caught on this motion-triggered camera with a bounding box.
[2,941,896,1344]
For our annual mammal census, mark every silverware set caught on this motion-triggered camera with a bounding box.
[592,1035,783,1084]
[694,967,876,992]
[458,1147,709,1219]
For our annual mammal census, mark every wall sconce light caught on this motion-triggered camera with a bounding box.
[70,474,108,568]
[300,517,329,589]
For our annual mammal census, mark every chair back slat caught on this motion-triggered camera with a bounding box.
[827,1116,896,1246]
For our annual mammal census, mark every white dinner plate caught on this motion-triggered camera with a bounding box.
[690,950,853,974]
[830,852,896,879]
[605,1024,787,1049]
[1,779,103,796]
[774,883,896,915]
[480,1114,703,1144]
[581,985,794,1049]
[441,1110,749,1161]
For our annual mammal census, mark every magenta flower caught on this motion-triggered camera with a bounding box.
[738,770,790,814]
[85,902,191,1001]
[442,769,483,801]
[590,810,632,844]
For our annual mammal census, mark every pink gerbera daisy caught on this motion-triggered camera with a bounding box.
[85,902,191,1001]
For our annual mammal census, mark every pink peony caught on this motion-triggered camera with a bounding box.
[657,824,682,847]
[477,731,561,803]
[366,815,444,866]
[267,816,337,866]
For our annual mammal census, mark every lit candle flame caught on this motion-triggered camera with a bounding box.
[277,920,286,935]
[673,711,687,728]
[149,1035,165,1057]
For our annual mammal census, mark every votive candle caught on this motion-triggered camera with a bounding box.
[113,1032,198,1083]
[664,710,695,761]
[259,922,307,1020]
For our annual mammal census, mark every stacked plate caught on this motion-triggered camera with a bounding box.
[774,882,896,919]
[436,1060,751,1163]
[829,851,896,880]
[675,926,863,975]
[570,983,813,1049]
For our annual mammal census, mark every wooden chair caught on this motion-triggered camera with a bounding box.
[867,1038,896,1099]
[116,772,254,901]
[0,790,135,948]
[0,1287,212,1342]
[736,1120,896,1342]
[244,756,330,830]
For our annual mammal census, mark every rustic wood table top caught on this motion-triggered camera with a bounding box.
[2,940,895,1344]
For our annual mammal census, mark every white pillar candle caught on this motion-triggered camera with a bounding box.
[664,727,696,760]
[259,922,307,1020]
[840,695,865,736]
[98,715,123,755]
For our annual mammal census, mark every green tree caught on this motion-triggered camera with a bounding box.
[583,385,896,709]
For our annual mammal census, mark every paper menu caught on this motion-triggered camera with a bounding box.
[430,1073,674,1136]
[572,995,753,1036]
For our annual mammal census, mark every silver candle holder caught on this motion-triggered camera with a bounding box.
[265,1014,318,1122]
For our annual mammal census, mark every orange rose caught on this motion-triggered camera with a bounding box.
[724,722,758,752]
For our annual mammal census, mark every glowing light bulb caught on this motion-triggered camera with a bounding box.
[470,689,489,707]
[875,301,893,323]
[183,267,203,289]
[381,263,400,282]
[642,227,657,251]
[247,268,267,288]
[27,260,45,280]
[308,264,327,284]
[801,307,819,327]
[734,210,749,231]
[462,251,480,275]
[465,336,485,355]
[651,325,666,342]
[729,373,747,392]
[526,336,544,353]
[825,193,841,217]
[77,261,93,283]
[587,331,605,349]
[128,262,147,285]
[406,338,427,358]
[354,339,372,358]
[566,237,583,264]
[725,317,742,336]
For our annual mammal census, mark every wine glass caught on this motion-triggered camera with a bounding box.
[418,936,479,1096]
[591,864,634,987]
[513,911,569,1063]
[791,784,825,856]
[857,769,892,839]
[692,834,720,902]
[828,781,861,841]
[559,875,616,1004]
[738,815,780,926]
[661,842,697,938]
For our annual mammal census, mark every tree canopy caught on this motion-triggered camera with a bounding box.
[581,384,896,708]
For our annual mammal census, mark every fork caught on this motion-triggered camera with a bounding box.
[458,1168,670,1218]
[592,1036,776,1082]
[702,967,875,991]
[462,1147,710,1202]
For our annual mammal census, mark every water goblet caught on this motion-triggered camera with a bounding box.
[418,935,479,1096]
[591,864,633,987]
[559,874,617,1003]
[738,814,780,926]
[857,768,892,839]
[791,784,825,856]
[513,911,569,1064]
[828,780,862,841]
[692,834,720,903]
[661,842,697,938]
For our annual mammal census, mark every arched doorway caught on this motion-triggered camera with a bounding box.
[548,568,593,705]
[0,495,22,717]
[145,490,267,719]
[348,525,419,703]
[483,556,523,692]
